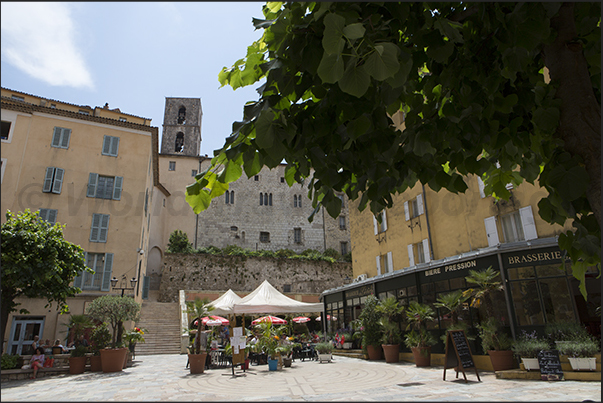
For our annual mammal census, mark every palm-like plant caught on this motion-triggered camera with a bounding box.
[185,297,214,354]
[404,301,437,349]
[434,290,469,327]
[255,321,286,360]
[464,266,502,317]
[376,297,405,345]
[359,295,383,348]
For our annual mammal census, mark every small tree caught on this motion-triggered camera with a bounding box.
[167,230,194,253]
[358,295,383,349]
[185,297,214,354]
[1,209,91,354]
[86,296,141,348]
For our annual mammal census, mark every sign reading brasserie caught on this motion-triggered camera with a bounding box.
[504,248,563,268]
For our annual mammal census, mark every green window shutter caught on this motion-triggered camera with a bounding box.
[87,173,98,197]
[51,127,62,147]
[113,176,123,200]
[101,253,114,291]
[90,214,101,241]
[52,168,64,194]
[102,135,111,155]
[142,276,150,300]
[60,128,71,148]
[43,167,54,192]
[99,215,110,242]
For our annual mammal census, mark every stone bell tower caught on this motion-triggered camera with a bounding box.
[160,97,202,156]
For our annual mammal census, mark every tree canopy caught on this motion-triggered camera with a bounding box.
[1,209,90,353]
[186,2,601,297]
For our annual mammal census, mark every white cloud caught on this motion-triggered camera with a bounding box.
[1,2,94,89]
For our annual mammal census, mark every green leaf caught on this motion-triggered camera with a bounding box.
[348,115,372,140]
[322,13,346,55]
[548,165,589,201]
[343,23,365,40]
[363,43,400,81]
[339,61,371,97]
[318,53,344,83]
[255,109,277,149]
[284,164,297,186]
[434,19,464,43]
[218,160,243,183]
[243,150,264,178]
[532,106,560,134]
[426,41,454,64]
[185,184,212,214]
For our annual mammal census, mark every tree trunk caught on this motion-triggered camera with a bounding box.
[544,2,601,226]
[0,293,17,355]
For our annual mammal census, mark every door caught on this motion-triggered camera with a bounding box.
[7,317,45,355]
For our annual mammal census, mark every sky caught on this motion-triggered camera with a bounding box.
[1,1,267,156]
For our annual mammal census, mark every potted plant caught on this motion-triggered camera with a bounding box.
[554,328,600,371]
[340,333,353,349]
[276,342,299,367]
[350,319,363,349]
[359,295,383,360]
[545,322,590,350]
[465,266,514,371]
[404,301,437,367]
[68,344,88,374]
[123,326,147,362]
[86,295,141,373]
[185,297,214,374]
[89,323,111,372]
[315,341,334,363]
[256,321,285,371]
[65,314,94,347]
[376,296,405,363]
[511,330,550,371]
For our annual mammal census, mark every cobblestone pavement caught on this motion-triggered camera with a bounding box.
[1,354,600,401]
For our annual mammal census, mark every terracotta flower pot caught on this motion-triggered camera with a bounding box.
[488,350,515,371]
[100,348,128,373]
[188,352,208,374]
[382,344,400,363]
[89,355,102,372]
[411,346,431,367]
[68,356,87,374]
[366,344,383,360]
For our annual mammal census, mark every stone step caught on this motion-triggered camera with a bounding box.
[133,301,182,356]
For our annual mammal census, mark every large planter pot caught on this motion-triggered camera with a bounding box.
[268,358,279,371]
[521,357,539,371]
[411,346,431,367]
[188,353,208,374]
[488,350,515,371]
[100,348,128,373]
[568,357,597,371]
[283,357,293,367]
[89,355,102,372]
[366,344,383,360]
[68,356,87,374]
[382,344,400,363]
[240,359,250,370]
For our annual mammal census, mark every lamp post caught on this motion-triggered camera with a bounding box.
[110,275,138,297]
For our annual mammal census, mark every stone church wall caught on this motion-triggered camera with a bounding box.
[158,253,353,302]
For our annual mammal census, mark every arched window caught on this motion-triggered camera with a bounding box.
[264,193,268,206]
[230,191,234,204]
[225,191,229,204]
[226,191,234,205]
[269,193,272,206]
[294,195,298,207]
[260,193,263,205]
[175,132,184,152]
[177,107,186,124]
[298,195,301,208]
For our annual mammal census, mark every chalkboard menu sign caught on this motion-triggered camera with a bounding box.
[537,350,564,381]
[443,330,480,382]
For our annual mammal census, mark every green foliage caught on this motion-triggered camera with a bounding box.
[323,248,341,260]
[544,322,592,343]
[85,296,141,348]
[255,321,286,359]
[464,266,503,317]
[65,314,94,343]
[511,330,550,358]
[556,338,600,358]
[359,295,383,347]
[315,341,334,354]
[188,2,601,297]
[166,230,194,253]
[193,244,342,262]
[90,323,112,355]
[477,317,513,352]
[185,297,214,354]
[70,344,89,357]
[404,329,437,350]
[434,290,470,326]
[1,209,90,353]
[404,301,437,348]
[1,354,19,369]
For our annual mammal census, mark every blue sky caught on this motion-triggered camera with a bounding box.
[1,2,266,156]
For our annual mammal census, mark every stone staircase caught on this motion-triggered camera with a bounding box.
[134,301,181,356]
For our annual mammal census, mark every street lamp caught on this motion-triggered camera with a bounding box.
[110,275,138,297]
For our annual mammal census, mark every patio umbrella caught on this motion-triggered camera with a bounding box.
[292,316,311,324]
[205,319,224,327]
[201,315,229,326]
[315,315,337,321]
[251,315,288,325]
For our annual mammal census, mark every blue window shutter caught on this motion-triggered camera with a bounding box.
[74,252,85,288]
[90,214,101,241]
[102,135,111,155]
[113,176,123,200]
[99,215,110,242]
[110,137,119,156]
[61,128,71,148]
[43,167,54,192]
[142,276,150,300]
[101,253,113,291]
[52,168,64,194]
[51,128,62,147]
[87,173,98,197]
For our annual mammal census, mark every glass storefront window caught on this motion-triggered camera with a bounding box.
[508,266,535,280]
[540,277,575,323]
[408,285,417,296]
[449,277,465,290]
[510,280,544,326]
[536,264,567,277]
[435,280,450,292]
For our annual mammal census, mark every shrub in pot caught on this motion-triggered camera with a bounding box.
[545,322,592,349]
[315,341,334,363]
[404,301,437,367]
[185,297,214,374]
[511,330,550,371]
[359,295,383,360]
[68,345,88,374]
[376,296,405,363]
[89,323,111,372]
[557,337,600,371]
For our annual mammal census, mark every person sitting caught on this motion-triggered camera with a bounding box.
[29,347,45,379]
[41,339,52,354]
[52,339,66,354]
[75,334,89,348]
[29,335,40,355]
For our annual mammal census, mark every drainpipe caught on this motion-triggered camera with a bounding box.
[497,252,517,340]
[421,184,435,260]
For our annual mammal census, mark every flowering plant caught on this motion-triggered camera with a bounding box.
[123,327,147,345]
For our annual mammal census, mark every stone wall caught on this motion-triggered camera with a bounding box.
[158,253,353,302]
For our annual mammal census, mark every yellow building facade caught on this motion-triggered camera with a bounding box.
[1,88,158,354]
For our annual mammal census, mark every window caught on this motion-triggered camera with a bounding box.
[404,194,424,220]
[373,210,387,234]
[175,132,184,152]
[119,117,127,122]
[376,252,393,275]
[50,104,56,109]
[260,231,270,243]
[1,121,10,140]
[90,214,110,242]
[39,209,57,224]
[78,110,90,115]
[225,190,234,204]
[42,167,64,194]
[192,169,198,177]
[280,177,285,183]
[260,193,272,206]
[169,161,176,171]
[501,211,524,243]
[87,173,123,200]
[254,175,259,181]
[294,228,302,243]
[74,252,114,291]
[485,206,537,246]
[177,107,186,124]
[51,127,71,149]
[11,95,25,101]
[1,158,6,183]
[293,194,302,208]
[408,239,430,266]
[283,284,292,293]
[339,216,346,230]
[294,195,297,207]
[340,241,348,256]
[102,135,120,157]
